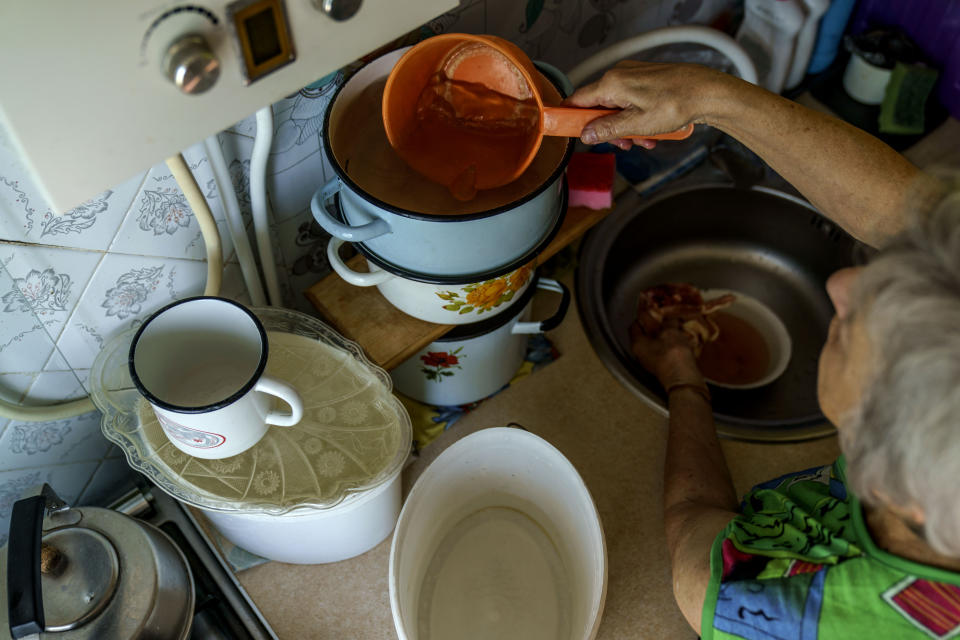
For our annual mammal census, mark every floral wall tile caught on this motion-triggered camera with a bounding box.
[274,209,331,316]
[43,349,72,371]
[266,77,342,224]
[0,374,34,404]
[0,409,109,470]
[256,215,293,308]
[0,259,56,372]
[48,461,101,506]
[0,243,102,345]
[0,461,100,546]
[109,142,237,263]
[0,130,145,250]
[485,0,590,70]
[77,456,136,506]
[211,131,254,230]
[218,261,254,307]
[227,113,258,139]
[424,0,487,36]
[40,351,91,396]
[22,370,87,405]
[56,254,207,370]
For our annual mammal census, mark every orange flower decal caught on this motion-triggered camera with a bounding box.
[434,265,532,315]
[465,278,509,310]
[507,265,532,292]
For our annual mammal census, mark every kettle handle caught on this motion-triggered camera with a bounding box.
[7,494,45,638]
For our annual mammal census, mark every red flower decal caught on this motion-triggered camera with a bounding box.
[421,351,459,368]
[419,348,465,384]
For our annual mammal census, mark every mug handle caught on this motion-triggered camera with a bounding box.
[327,238,393,286]
[511,278,571,334]
[255,376,304,427]
[310,177,391,242]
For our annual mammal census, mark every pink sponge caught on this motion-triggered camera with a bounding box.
[566,152,615,210]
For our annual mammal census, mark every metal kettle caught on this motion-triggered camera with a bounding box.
[1,485,194,640]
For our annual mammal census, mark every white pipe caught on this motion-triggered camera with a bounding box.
[251,107,282,306]
[0,396,96,422]
[567,25,759,88]
[0,153,225,422]
[203,136,267,306]
[166,154,223,296]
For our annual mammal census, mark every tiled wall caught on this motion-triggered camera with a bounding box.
[0,0,732,540]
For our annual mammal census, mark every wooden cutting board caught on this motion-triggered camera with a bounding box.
[305,204,612,370]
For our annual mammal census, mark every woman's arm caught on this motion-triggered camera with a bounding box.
[566,62,945,248]
[630,322,738,634]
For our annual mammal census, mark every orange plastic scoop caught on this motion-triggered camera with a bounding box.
[382,33,694,200]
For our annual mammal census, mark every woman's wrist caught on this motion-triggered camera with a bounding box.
[666,382,712,405]
[699,71,763,131]
[655,351,705,392]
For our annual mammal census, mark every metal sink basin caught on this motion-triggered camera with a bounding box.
[576,180,864,441]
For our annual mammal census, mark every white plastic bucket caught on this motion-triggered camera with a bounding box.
[390,427,606,640]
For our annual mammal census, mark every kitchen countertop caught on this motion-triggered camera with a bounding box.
[235,269,841,640]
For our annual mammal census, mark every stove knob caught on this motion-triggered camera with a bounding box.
[164,34,220,95]
[314,0,362,21]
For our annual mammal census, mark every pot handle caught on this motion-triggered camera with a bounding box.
[512,278,571,334]
[7,494,47,638]
[533,60,574,98]
[327,238,393,287]
[310,177,391,242]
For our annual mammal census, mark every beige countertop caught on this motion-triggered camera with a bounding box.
[236,270,841,640]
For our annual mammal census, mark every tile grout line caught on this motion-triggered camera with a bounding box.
[75,457,106,504]
[45,249,109,362]
[104,168,152,256]
[21,368,91,414]
[0,456,110,475]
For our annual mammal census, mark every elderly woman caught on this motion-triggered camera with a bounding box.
[568,62,959,639]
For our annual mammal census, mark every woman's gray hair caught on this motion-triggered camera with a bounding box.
[843,186,960,557]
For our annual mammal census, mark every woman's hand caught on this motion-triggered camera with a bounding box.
[564,61,733,149]
[630,317,706,392]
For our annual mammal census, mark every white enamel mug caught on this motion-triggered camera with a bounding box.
[129,296,304,459]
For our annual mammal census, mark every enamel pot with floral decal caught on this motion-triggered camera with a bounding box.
[391,276,569,406]
[327,238,542,324]
[313,46,573,280]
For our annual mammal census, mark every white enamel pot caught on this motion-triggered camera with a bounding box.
[315,46,573,279]
[389,427,607,640]
[200,464,403,565]
[327,237,538,324]
[391,277,569,406]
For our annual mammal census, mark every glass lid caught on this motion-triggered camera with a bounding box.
[90,306,412,515]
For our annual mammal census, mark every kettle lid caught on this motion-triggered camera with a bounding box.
[36,530,119,632]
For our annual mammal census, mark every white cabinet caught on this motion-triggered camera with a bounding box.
[0,0,456,211]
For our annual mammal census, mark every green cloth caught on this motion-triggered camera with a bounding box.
[702,458,960,640]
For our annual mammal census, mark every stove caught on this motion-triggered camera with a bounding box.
[106,481,277,640]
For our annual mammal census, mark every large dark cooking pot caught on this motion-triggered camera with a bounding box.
[577,180,864,441]
[312,46,573,279]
